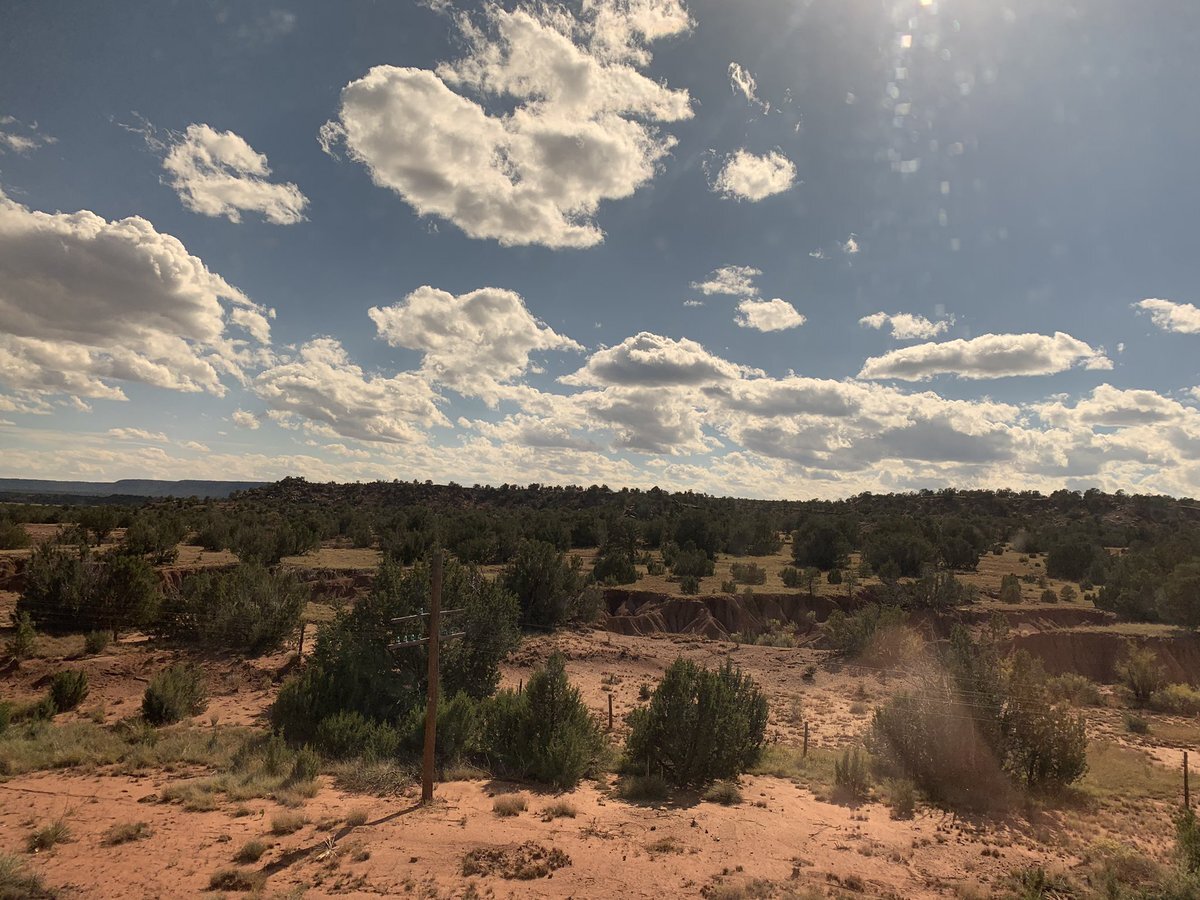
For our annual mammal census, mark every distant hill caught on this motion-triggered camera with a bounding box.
[0,478,265,500]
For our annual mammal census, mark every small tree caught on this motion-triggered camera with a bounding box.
[1116,645,1165,705]
[484,653,604,789]
[626,658,768,788]
[143,664,209,725]
[5,612,36,660]
[502,539,582,628]
[999,573,1023,604]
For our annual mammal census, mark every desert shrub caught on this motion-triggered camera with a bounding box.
[0,702,11,735]
[234,840,266,864]
[492,794,526,816]
[999,573,1023,603]
[271,558,518,745]
[625,658,767,789]
[1046,673,1102,707]
[593,550,637,585]
[26,817,71,852]
[887,778,916,819]
[898,571,976,609]
[1059,584,1078,603]
[83,630,110,655]
[868,627,1087,803]
[833,748,871,803]
[702,780,742,805]
[270,811,306,835]
[287,746,321,784]
[570,584,606,623]
[17,542,97,632]
[822,604,907,659]
[646,559,665,576]
[227,517,319,566]
[1125,712,1150,734]
[6,612,36,660]
[401,692,484,764]
[142,664,209,725]
[616,774,669,802]
[315,711,401,760]
[50,670,88,712]
[156,563,306,654]
[729,562,766,585]
[791,518,850,571]
[780,566,803,588]
[1178,806,1200,873]
[502,539,583,628]
[1117,645,1166,704]
[671,547,714,578]
[1040,589,1059,604]
[1151,683,1200,716]
[679,575,700,595]
[483,653,604,789]
[102,821,152,845]
[720,579,736,593]
[0,521,30,550]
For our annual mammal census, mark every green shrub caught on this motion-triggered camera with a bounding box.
[502,539,583,628]
[402,692,483,764]
[999,573,1023,603]
[887,778,916,819]
[679,575,700,595]
[156,563,306,654]
[483,653,604,789]
[142,664,209,725]
[315,711,401,760]
[5,612,36,660]
[720,579,736,594]
[287,746,321,784]
[271,558,518,745]
[1151,683,1200,716]
[1125,712,1150,734]
[1059,584,1078,603]
[625,658,767,789]
[0,521,30,549]
[702,780,742,805]
[1040,589,1059,604]
[729,563,766,585]
[1178,806,1200,873]
[1046,673,1102,707]
[84,631,110,655]
[50,670,88,712]
[234,840,267,864]
[593,550,637,585]
[671,547,714,578]
[0,701,11,736]
[833,748,871,803]
[780,566,802,588]
[822,604,907,658]
[1117,645,1166,705]
[646,559,665,576]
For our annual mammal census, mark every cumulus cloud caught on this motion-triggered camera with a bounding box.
[0,115,55,154]
[231,409,260,429]
[1034,384,1190,428]
[0,190,271,405]
[735,298,805,332]
[858,332,1112,381]
[859,311,952,340]
[320,2,692,248]
[163,124,308,224]
[1135,298,1200,334]
[842,234,860,255]
[711,149,796,201]
[561,332,745,387]
[369,285,580,403]
[254,338,448,444]
[691,265,760,296]
[107,427,169,442]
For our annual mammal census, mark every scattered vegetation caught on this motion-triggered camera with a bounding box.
[142,664,208,725]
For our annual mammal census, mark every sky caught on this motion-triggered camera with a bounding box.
[1,0,1199,500]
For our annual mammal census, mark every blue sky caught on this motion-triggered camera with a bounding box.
[1,0,1199,498]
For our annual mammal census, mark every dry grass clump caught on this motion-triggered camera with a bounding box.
[345,808,369,827]
[233,839,267,864]
[26,817,71,852]
[101,821,152,845]
[270,811,307,835]
[702,781,743,805]
[332,759,414,796]
[541,800,577,820]
[492,794,527,817]
[461,842,570,879]
[0,852,55,898]
[616,774,669,803]
[207,867,267,892]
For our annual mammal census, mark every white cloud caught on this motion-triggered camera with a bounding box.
[181,440,210,452]
[163,124,309,225]
[683,299,704,307]
[691,264,760,296]
[0,115,55,154]
[1034,384,1190,429]
[369,285,581,403]
[107,427,169,443]
[561,332,746,387]
[727,62,767,112]
[1134,298,1200,334]
[231,409,260,430]
[711,149,796,201]
[858,332,1112,381]
[842,234,860,255]
[254,338,448,444]
[859,311,952,340]
[321,3,692,248]
[0,190,271,406]
[735,298,805,332]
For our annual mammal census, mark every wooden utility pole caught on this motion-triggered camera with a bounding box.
[421,552,442,804]
[387,549,464,806]
[1186,751,1191,810]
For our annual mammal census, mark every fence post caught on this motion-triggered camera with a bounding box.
[608,693,614,731]
[1186,751,1191,810]
[803,721,809,758]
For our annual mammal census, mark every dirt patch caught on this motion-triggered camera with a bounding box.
[604,589,839,639]
[1013,629,1200,685]
[461,841,571,879]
